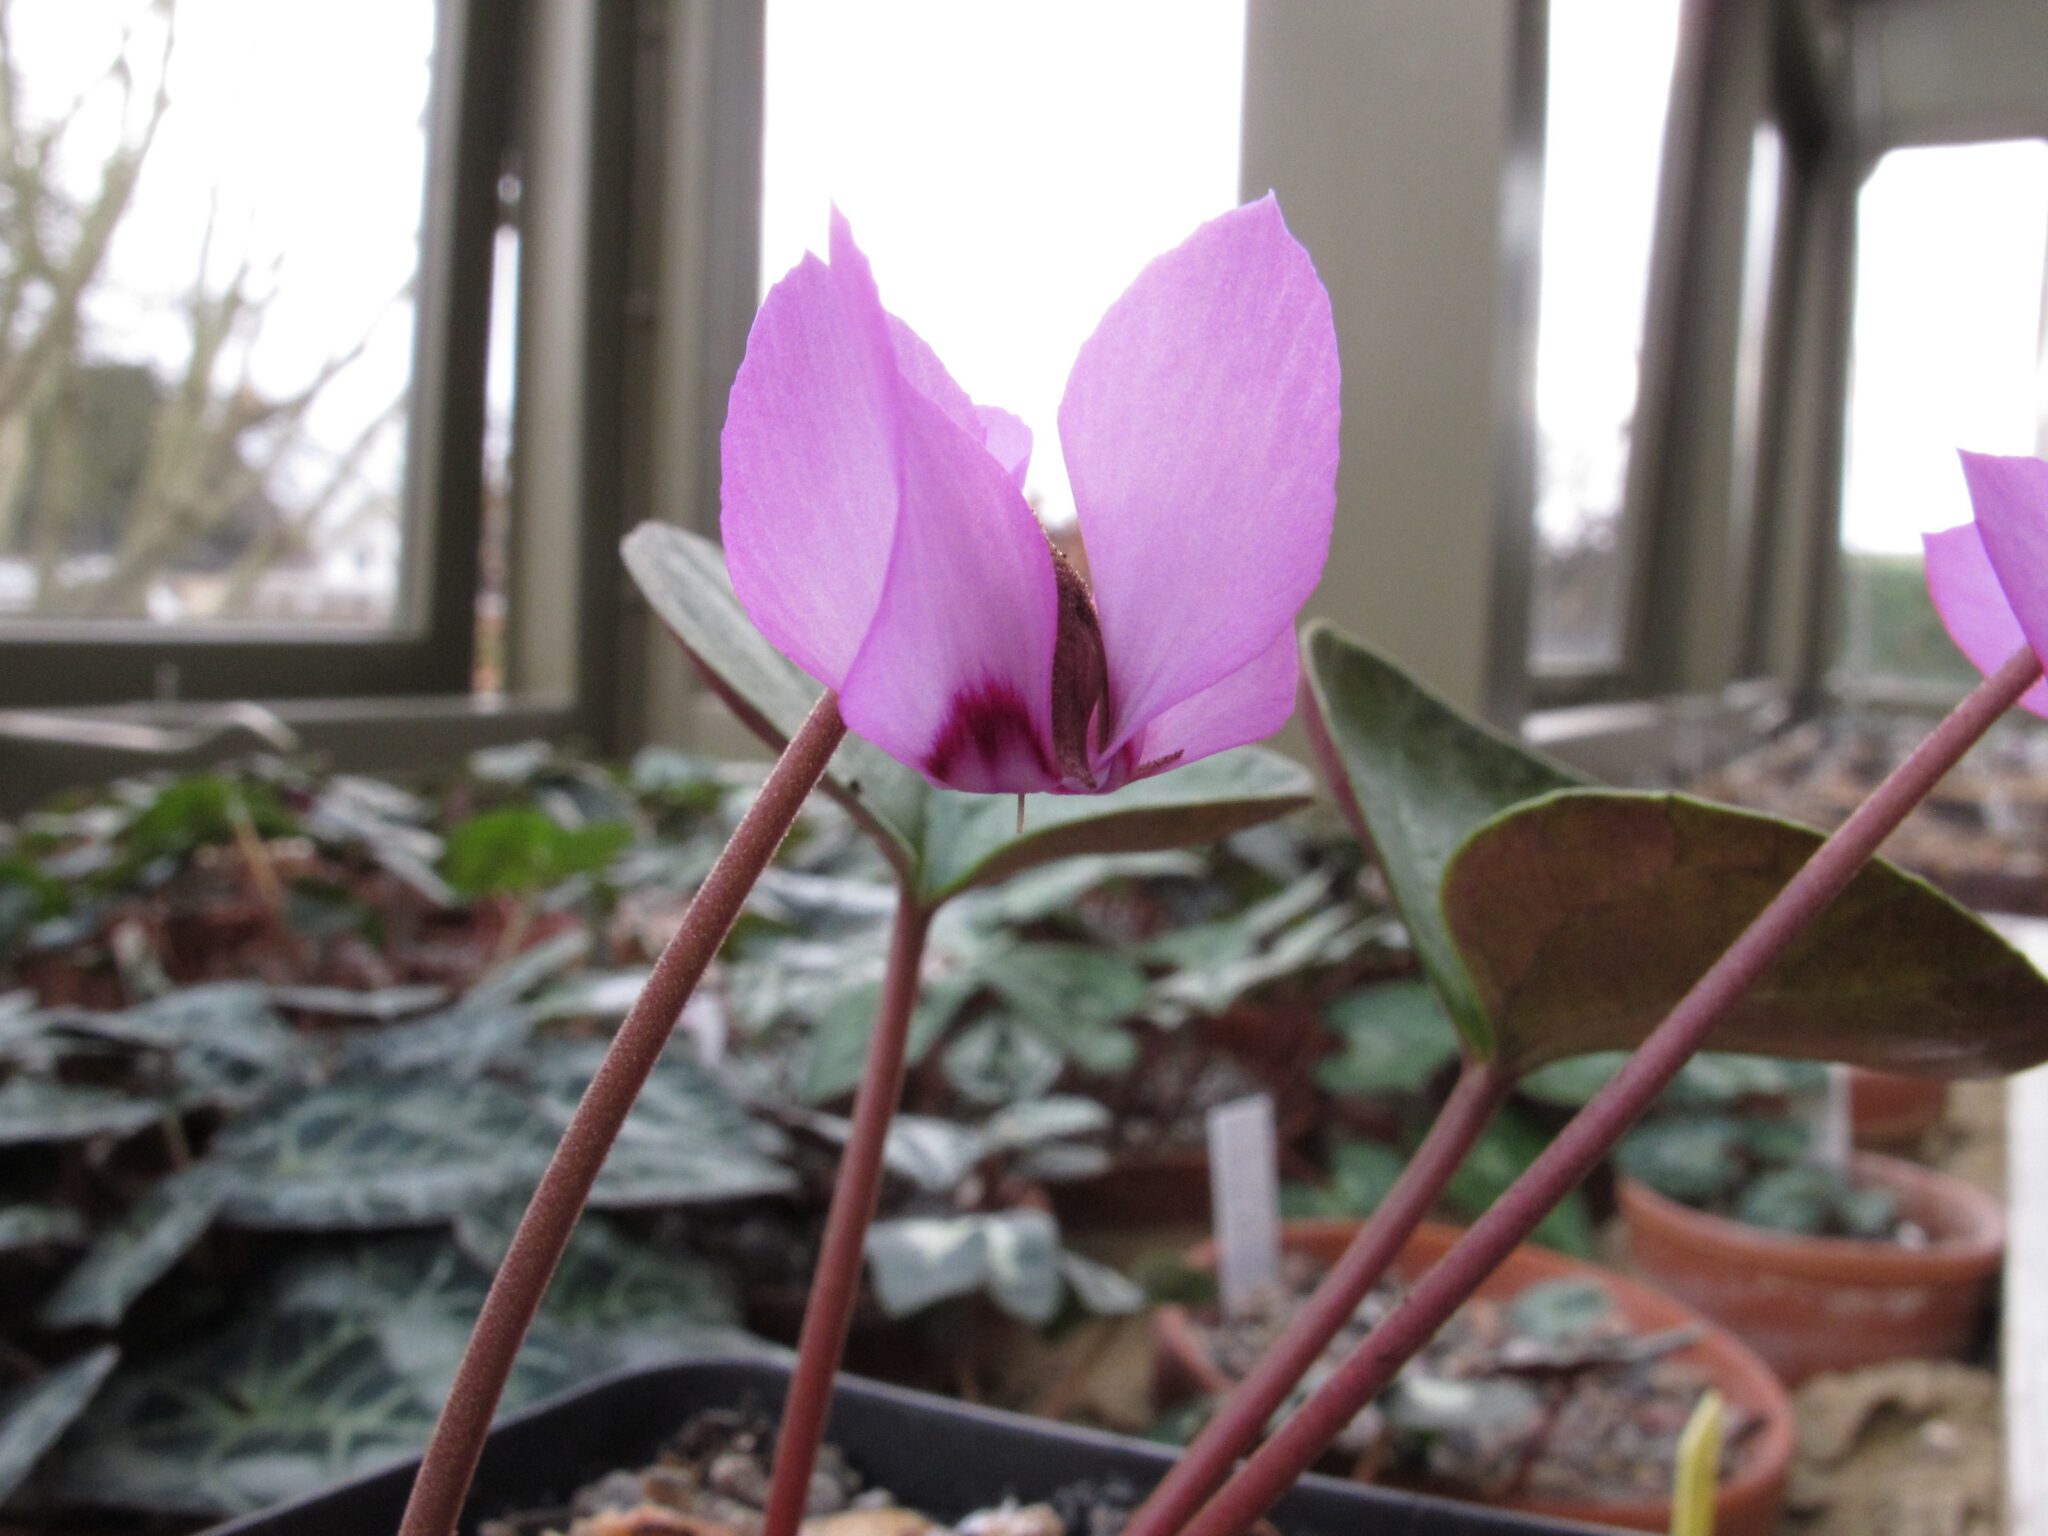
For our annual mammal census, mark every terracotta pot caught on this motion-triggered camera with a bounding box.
[1153,1218,1794,1536]
[1618,1151,2003,1386]
[1848,1067,1951,1148]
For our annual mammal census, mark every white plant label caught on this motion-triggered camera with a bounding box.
[1208,1092,1281,1316]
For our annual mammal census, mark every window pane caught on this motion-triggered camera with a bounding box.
[0,1,431,629]
[761,0,1246,533]
[1528,0,1682,671]
[1837,140,2048,690]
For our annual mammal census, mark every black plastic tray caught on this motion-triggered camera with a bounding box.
[205,1355,1614,1536]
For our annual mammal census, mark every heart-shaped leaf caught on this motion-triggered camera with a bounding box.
[46,1229,742,1519]
[624,523,1315,908]
[864,1208,1064,1324]
[526,1039,795,1208]
[1316,980,1462,1097]
[621,523,925,867]
[1301,623,1583,1059]
[212,1078,546,1230]
[1443,789,2048,1077]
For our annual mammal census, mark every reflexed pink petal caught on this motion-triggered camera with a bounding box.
[1059,194,1339,751]
[1125,625,1300,774]
[1924,523,2048,718]
[838,383,1063,793]
[975,405,1033,488]
[1961,450,2048,676]
[720,214,902,689]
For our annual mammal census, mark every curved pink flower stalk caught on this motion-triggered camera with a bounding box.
[721,197,1340,795]
[1925,449,2048,713]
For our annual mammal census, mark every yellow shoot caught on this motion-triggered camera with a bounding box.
[1671,1389,1725,1536]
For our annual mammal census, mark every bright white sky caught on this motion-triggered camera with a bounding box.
[11,1,430,518]
[761,0,1248,529]
[1532,0,1682,544]
[1842,139,2048,553]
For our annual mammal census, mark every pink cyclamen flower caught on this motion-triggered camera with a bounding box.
[720,197,1340,795]
[1924,449,2048,716]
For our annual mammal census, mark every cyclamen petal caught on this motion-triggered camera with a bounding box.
[1924,524,2048,719]
[1060,195,1339,754]
[1960,450,2048,678]
[720,202,1338,795]
[721,223,903,689]
[1128,626,1302,775]
[838,382,1063,794]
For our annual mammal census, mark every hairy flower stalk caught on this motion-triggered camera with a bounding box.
[1174,643,2042,1536]
[759,893,933,1536]
[1117,1059,1510,1536]
[398,694,848,1536]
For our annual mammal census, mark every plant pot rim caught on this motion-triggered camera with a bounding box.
[203,1354,1602,1536]
[1154,1217,1794,1535]
[1616,1150,2005,1281]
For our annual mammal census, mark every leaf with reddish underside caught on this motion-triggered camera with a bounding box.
[1442,789,2048,1078]
[1300,622,1583,1060]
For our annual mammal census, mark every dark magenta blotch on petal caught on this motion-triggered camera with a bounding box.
[924,679,1057,792]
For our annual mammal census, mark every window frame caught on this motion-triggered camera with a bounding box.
[0,0,508,710]
[1512,0,1854,774]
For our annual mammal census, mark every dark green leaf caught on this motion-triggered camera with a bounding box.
[959,851,1205,929]
[979,943,1147,1074]
[800,966,977,1104]
[1443,790,2048,1077]
[0,1079,164,1147]
[0,1204,88,1252]
[39,1168,228,1329]
[864,1208,1063,1324]
[1317,980,1461,1097]
[212,1078,546,1229]
[1137,870,1328,970]
[440,807,632,899]
[1519,1050,1827,1109]
[48,1230,743,1518]
[1443,1106,1596,1257]
[1282,1138,1406,1219]
[527,1040,795,1208]
[119,775,297,874]
[0,1346,118,1507]
[1733,1165,1847,1236]
[1507,1279,1613,1342]
[1149,903,1384,1023]
[943,1018,1065,1105]
[917,748,1314,903]
[1301,624,1583,1059]
[1615,1116,1747,1205]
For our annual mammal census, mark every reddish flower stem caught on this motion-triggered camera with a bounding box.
[1119,1058,1510,1536]
[760,891,934,1536]
[1178,644,2041,1536]
[398,694,848,1536]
